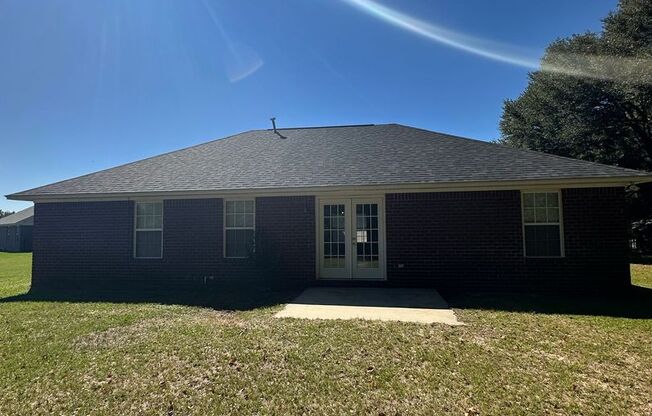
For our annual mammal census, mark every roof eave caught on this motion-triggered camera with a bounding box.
[7,175,652,203]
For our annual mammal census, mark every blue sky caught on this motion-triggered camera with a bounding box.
[0,0,617,211]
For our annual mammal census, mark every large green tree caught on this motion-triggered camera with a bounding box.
[500,0,651,169]
[499,0,652,252]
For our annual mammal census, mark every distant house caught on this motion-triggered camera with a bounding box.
[6,124,652,292]
[0,206,34,252]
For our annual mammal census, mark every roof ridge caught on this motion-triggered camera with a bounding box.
[265,124,376,131]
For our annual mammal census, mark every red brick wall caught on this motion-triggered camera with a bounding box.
[32,196,316,290]
[31,188,629,292]
[385,191,524,290]
[385,187,630,292]
[255,196,315,281]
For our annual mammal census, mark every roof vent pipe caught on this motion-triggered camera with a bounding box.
[270,117,286,139]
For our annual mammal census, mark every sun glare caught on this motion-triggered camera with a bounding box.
[342,0,651,84]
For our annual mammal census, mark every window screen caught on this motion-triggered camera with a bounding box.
[225,200,255,258]
[135,202,163,258]
[522,192,562,257]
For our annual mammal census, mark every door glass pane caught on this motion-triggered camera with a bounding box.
[323,204,345,268]
[355,203,379,269]
[244,200,254,213]
[244,213,254,227]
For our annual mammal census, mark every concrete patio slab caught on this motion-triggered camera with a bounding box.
[275,287,462,325]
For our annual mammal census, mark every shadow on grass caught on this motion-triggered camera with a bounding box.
[0,284,303,312]
[2,283,651,319]
[444,285,652,319]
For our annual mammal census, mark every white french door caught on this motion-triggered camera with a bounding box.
[318,197,385,280]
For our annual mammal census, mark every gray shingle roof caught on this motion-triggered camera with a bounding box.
[8,124,651,199]
[0,206,34,225]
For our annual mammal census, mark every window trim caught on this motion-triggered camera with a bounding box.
[223,198,256,259]
[133,201,164,259]
[521,190,565,258]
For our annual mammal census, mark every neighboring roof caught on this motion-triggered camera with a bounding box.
[0,206,34,225]
[8,124,652,200]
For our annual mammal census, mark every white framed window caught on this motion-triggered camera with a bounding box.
[521,191,564,257]
[134,201,163,259]
[224,199,255,258]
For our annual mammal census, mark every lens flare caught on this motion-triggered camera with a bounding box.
[201,0,263,83]
[342,0,651,84]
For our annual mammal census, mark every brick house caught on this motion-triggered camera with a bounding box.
[7,124,652,292]
[0,206,34,253]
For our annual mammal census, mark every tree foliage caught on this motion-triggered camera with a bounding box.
[499,0,652,252]
[0,210,15,219]
[500,0,651,169]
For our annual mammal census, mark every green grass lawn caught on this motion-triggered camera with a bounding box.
[1,252,651,415]
[632,263,652,288]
